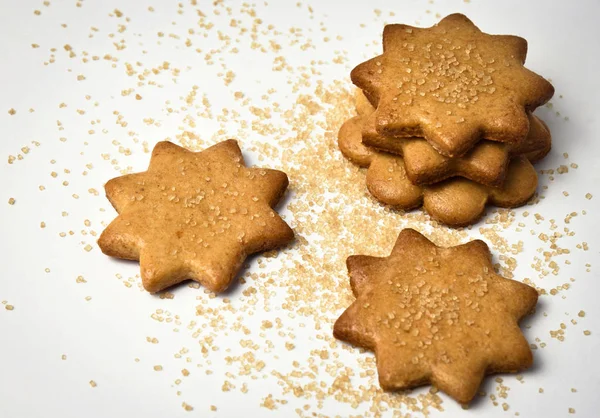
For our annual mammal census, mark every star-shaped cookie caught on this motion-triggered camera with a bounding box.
[98,140,294,293]
[334,229,538,403]
[351,14,554,157]
[356,90,551,186]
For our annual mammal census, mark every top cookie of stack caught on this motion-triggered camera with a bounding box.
[339,14,554,226]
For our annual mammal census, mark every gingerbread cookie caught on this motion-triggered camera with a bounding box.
[334,229,538,404]
[351,14,554,157]
[338,116,538,226]
[359,99,551,185]
[98,140,294,293]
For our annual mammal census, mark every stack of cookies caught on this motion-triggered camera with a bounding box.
[338,14,554,227]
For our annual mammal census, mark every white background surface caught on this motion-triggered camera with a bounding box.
[1,1,599,417]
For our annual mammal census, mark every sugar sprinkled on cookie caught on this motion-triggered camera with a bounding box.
[334,229,539,404]
[98,140,294,293]
[351,14,554,157]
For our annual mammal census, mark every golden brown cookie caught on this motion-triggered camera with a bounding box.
[361,107,551,186]
[98,140,294,293]
[334,229,538,404]
[351,14,554,157]
[362,110,506,186]
[338,116,538,226]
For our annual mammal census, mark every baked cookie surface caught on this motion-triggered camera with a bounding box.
[351,14,554,157]
[98,140,294,293]
[334,229,538,404]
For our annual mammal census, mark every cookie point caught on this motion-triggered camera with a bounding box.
[346,255,365,272]
[223,138,239,147]
[96,231,111,254]
[467,239,490,254]
[398,228,423,239]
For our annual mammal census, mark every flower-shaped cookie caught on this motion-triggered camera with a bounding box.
[338,116,538,226]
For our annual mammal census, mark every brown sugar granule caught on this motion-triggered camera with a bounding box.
[89,380,97,388]
[221,380,235,392]
[8,108,16,115]
[261,394,278,410]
